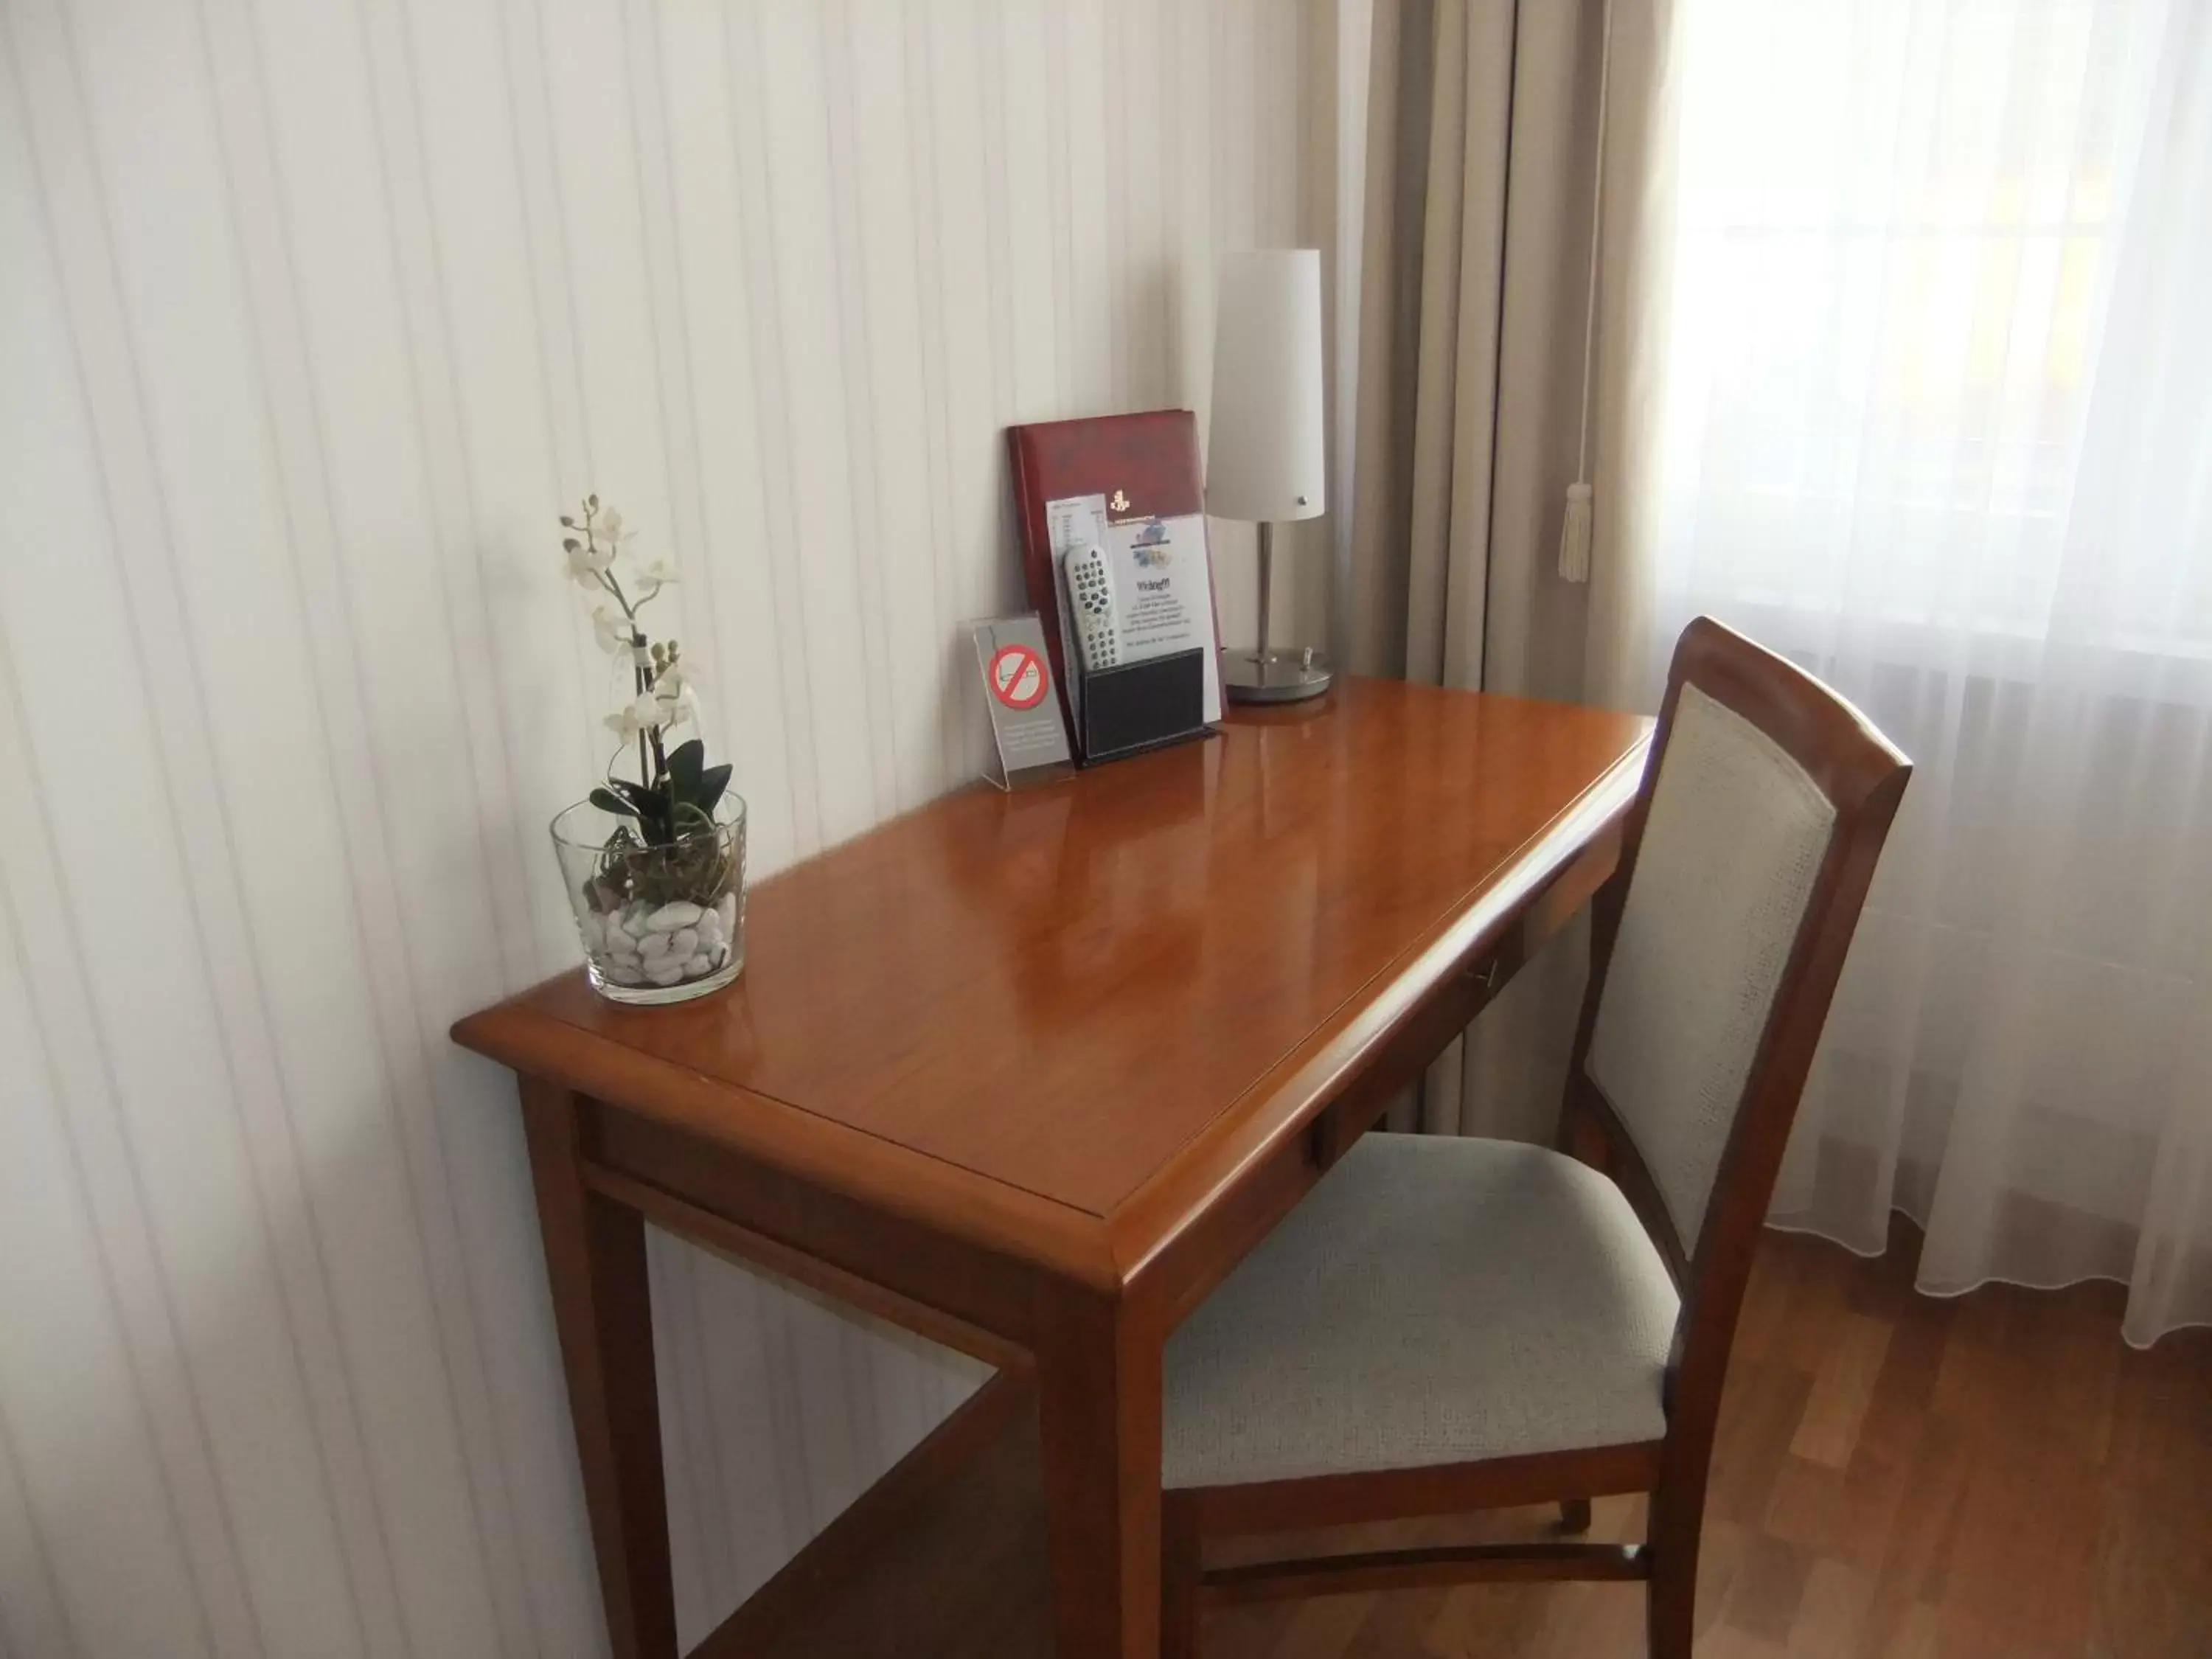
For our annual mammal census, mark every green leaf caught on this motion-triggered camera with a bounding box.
[666,738,705,797]
[589,786,639,818]
[695,764,731,816]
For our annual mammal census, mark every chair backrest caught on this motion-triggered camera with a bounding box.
[1559,617,1909,1444]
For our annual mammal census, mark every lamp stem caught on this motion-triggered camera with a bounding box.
[1256,520,1274,685]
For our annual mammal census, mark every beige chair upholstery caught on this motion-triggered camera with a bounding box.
[1587,684,1835,1251]
[1163,1136,1678,1490]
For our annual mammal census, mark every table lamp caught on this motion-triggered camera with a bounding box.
[1208,248,1331,703]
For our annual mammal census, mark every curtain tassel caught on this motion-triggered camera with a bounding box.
[1561,0,1615,588]
[1559,481,1594,582]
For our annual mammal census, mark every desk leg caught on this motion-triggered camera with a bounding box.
[520,1079,678,1659]
[1034,1289,1162,1659]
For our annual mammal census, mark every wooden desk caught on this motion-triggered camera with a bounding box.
[453,679,1649,1659]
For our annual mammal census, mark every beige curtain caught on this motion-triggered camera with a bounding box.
[1345,0,1678,1137]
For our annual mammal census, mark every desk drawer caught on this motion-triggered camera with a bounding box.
[1304,816,1621,1171]
[1306,928,1523,1170]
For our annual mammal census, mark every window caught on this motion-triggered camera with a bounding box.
[1654,0,2205,653]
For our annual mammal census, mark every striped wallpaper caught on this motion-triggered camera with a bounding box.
[0,0,1355,1653]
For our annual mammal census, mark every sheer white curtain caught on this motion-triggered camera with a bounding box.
[1641,0,2212,1344]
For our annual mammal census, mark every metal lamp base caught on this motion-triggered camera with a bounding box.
[1227,519,1333,703]
[1224,647,1334,704]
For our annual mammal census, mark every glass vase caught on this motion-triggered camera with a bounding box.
[550,793,747,1005]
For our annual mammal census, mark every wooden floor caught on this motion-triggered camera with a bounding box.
[742,1219,2212,1659]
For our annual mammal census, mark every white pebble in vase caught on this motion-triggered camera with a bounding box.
[644,957,687,987]
[647,900,703,933]
[697,909,724,950]
[639,932,671,961]
[667,926,699,961]
[602,963,644,986]
[714,891,738,939]
[684,953,714,977]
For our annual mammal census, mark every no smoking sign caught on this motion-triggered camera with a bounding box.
[987,643,1048,710]
[971,616,1071,785]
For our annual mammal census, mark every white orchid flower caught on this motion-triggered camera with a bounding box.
[634,557,681,600]
[655,661,700,728]
[591,605,636,655]
[604,692,674,740]
[565,537,616,587]
[656,691,698,734]
[588,505,633,547]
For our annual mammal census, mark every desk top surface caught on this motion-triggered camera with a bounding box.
[457,680,1648,1235]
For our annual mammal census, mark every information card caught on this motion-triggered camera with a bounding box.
[1045,493,1224,723]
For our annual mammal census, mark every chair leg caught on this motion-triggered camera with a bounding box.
[1161,1492,1203,1659]
[1557,1498,1593,1535]
[1646,1558,1696,1659]
[1644,1479,1705,1659]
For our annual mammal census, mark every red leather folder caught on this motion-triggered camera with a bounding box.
[1006,410,1218,742]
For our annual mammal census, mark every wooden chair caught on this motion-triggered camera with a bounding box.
[1158,617,1911,1657]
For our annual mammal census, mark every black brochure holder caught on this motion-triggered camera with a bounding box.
[1079,648,1211,765]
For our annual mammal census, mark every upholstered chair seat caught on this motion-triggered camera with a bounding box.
[1164,1136,1677,1490]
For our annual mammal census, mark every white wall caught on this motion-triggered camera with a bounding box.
[0,1,1350,1652]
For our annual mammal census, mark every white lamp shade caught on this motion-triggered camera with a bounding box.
[1206,249,1326,523]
